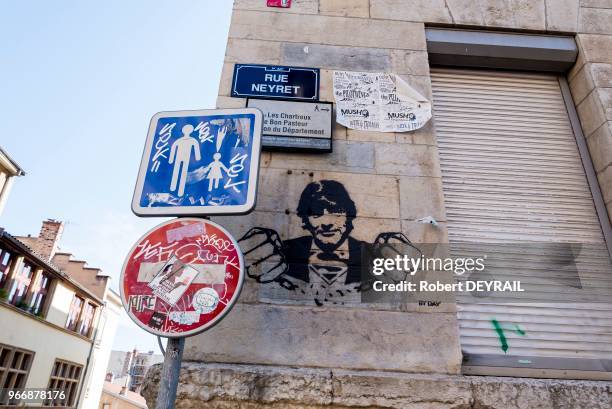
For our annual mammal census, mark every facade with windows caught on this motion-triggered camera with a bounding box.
[139,1,612,408]
[0,230,101,407]
[0,216,122,408]
[0,153,123,408]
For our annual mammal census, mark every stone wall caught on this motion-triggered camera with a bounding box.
[220,0,612,224]
[190,0,462,376]
[142,362,612,409]
[151,1,612,407]
[569,1,612,223]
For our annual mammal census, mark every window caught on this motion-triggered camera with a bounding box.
[65,296,83,331]
[28,273,51,316]
[78,303,95,337]
[0,343,34,405]
[0,247,13,288]
[46,359,82,407]
[7,262,33,307]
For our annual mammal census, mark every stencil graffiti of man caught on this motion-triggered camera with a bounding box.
[169,124,201,197]
[240,180,418,305]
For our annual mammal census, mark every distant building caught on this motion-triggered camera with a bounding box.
[128,350,163,393]
[106,350,163,394]
[0,147,24,216]
[106,350,132,387]
[98,382,147,409]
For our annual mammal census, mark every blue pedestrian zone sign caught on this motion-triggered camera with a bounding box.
[132,108,263,216]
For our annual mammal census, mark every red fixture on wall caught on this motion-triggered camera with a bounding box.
[267,0,291,8]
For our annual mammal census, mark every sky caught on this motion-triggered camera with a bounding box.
[0,1,233,354]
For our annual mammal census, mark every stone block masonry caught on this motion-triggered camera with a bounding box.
[141,362,612,409]
[144,0,612,407]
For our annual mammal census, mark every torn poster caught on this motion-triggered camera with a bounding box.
[333,71,432,132]
[148,256,200,306]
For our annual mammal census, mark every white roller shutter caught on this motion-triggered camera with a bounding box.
[431,68,612,376]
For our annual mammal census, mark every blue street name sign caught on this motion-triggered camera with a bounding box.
[132,108,263,216]
[231,64,320,101]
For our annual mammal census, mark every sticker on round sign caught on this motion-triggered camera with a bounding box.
[119,218,244,338]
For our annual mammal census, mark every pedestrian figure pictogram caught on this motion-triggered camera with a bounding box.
[169,125,201,197]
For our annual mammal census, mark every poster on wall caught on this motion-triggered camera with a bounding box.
[333,71,432,132]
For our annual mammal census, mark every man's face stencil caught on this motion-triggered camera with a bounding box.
[306,208,350,253]
[298,180,356,254]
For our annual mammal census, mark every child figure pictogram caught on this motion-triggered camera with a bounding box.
[201,153,231,191]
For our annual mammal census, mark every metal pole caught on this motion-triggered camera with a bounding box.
[157,336,166,355]
[155,337,185,409]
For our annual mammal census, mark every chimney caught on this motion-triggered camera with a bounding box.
[35,219,64,261]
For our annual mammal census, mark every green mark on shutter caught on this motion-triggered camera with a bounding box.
[491,320,527,353]
[491,319,508,353]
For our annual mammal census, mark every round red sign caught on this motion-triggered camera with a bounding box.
[120,218,244,338]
